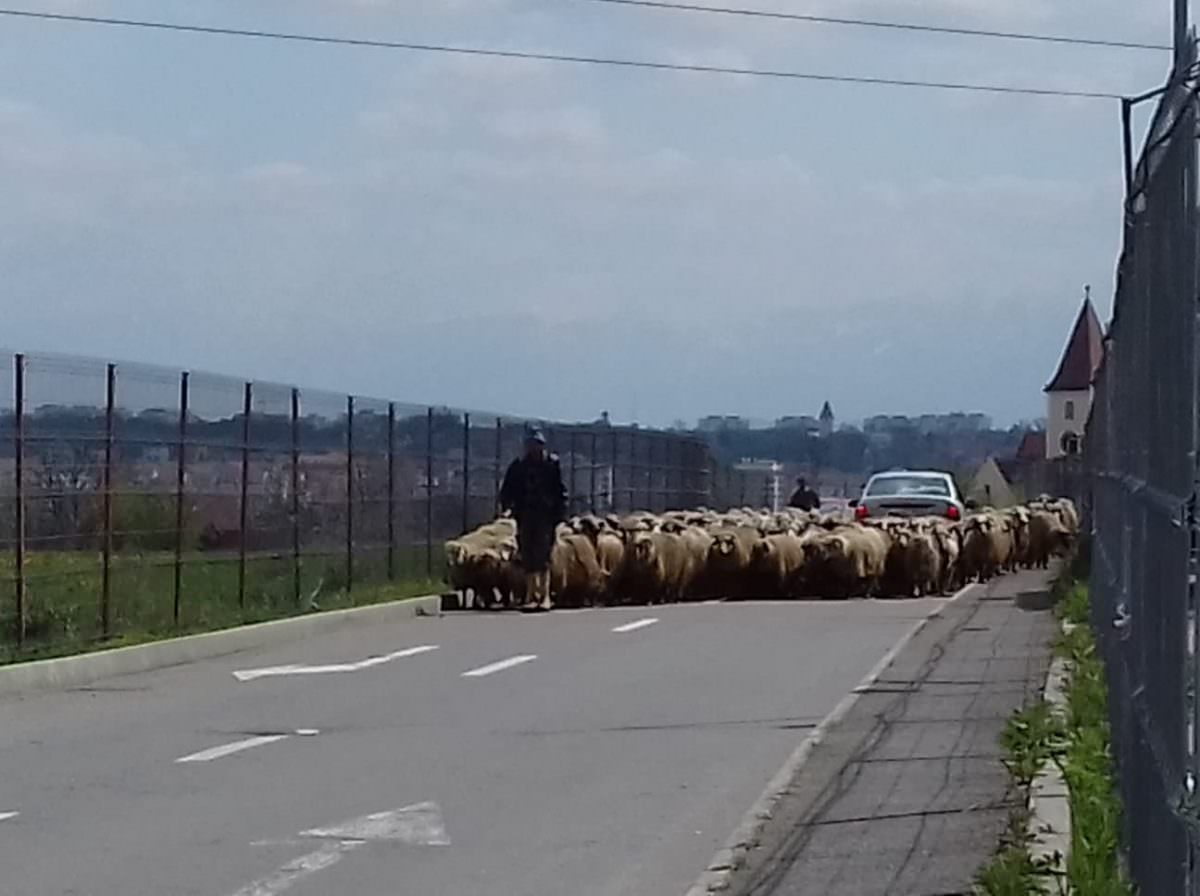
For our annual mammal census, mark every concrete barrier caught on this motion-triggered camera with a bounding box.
[0,594,442,696]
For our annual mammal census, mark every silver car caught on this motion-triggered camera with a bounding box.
[851,470,966,522]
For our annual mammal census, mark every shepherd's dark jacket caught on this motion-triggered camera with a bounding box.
[499,453,568,526]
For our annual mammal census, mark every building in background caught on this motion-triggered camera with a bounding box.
[775,414,821,436]
[967,457,1019,508]
[1044,292,1105,459]
[697,415,751,434]
[732,458,784,511]
[819,401,835,438]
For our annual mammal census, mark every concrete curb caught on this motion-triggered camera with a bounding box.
[1029,620,1074,886]
[683,583,980,896]
[0,594,442,696]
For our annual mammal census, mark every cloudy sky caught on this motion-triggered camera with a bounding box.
[0,0,1176,426]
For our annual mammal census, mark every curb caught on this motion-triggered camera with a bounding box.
[0,593,442,696]
[683,583,980,896]
[1029,620,1073,882]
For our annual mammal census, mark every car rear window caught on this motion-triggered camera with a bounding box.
[866,476,951,498]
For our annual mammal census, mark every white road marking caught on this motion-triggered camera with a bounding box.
[0,812,18,823]
[301,801,450,846]
[294,728,320,737]
[612,617,659,633]
[228,840,359,896]
[461,654,537,678]
[233,645,438,682]
[176,734,289,764]
[229,803,449,896]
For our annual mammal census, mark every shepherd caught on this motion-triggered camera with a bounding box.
[499,425,568,612]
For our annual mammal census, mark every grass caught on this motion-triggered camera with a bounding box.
[976,704,1065,896]
[976,552,1131,896]
[1055,620,1130,896]
[0,547,446,665]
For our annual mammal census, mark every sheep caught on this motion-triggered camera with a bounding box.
[803,525,888,599]
[750,533,807,599]
[627,531,692,604]
[706,526,765,599]
[549,534,608,608]
[442,492,1078,609]
[960,513,1004,582]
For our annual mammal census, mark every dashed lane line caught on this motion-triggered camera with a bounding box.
[176,734,290,764]
[0,812,18,822]
[611,617,659,633]
[233,645,439,682]
[461,655,537,678]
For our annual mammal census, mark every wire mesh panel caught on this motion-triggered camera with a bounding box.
[108,361,184,639]
[293,387,350,606]
[0,355,16,650]
[350,395,392,590]
[16,353,109,654]
[388,402,432,582]
[0,351,717,659]
[177,370,247,632]
[1085,55,1199,896]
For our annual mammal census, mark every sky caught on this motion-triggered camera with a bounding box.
[0,0,1178,428]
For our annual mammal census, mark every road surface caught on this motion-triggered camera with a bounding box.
[0,597,944,896]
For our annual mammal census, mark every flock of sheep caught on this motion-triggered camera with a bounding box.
[443,496,1080,609]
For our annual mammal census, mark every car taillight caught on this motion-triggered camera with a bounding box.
[946,505,961,521]
[854,504,869,521]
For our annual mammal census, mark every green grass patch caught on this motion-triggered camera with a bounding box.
[1055,619,1130,896]
[0,548,445,665]
[978,545,1129,896]
[976,703,1065,896]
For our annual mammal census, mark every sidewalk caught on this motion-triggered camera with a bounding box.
[726,569,1057,896]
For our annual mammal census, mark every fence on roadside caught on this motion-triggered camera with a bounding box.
[1084,44,1200,896]
[0,351,715,660]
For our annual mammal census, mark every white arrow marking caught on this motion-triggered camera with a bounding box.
[461,654,537,678]
[176,734,289,764]
[228,840,361,896]
[233,645,438,682]
[227,803,449,896]
[302,801,451,846]
[0,812,18,822]
[612,617,659,633]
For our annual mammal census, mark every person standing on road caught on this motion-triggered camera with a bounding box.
[499,425,567,613]
[788,476,820,511]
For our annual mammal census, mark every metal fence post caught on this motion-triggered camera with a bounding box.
[611,430,619,513]
[739,470,747,507]
[569,429,578,516]
[346,395,354,595]
[100,362,116,638]
[628,431,636,511]
[237,381,251,610]
[494,417,503,516]
[590,431,598,514]
[291,388,301,604]
[426,406,434,579]
[645,435,654,511]
[462,413,471,534]
[173,371,188,626]
[387,401,396,581]
[13,353,24,648]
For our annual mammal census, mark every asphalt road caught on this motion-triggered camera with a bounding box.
[0,597,943,896]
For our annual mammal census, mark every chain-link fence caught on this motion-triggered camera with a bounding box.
[0,351,715,660]
[1085,48,1200,896]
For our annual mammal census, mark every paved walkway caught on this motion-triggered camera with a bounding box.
[731,569,1057,896]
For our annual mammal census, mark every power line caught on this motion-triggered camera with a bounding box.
[0,7,1125,100]
[583,0,1172,53]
